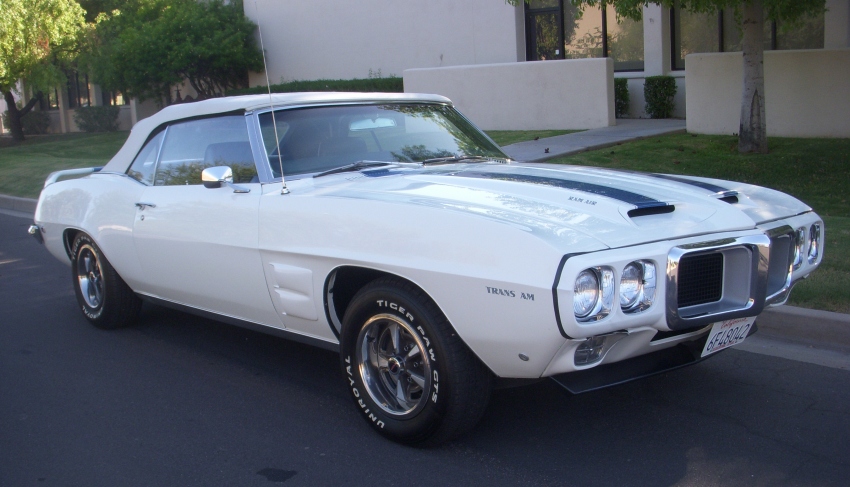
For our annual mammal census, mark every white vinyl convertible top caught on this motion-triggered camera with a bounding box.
[101,92,453,174]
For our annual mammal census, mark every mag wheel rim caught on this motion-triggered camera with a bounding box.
[356,313,432,417]
[76,245,104,309]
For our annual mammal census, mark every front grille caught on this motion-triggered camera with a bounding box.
[677,253,724,308]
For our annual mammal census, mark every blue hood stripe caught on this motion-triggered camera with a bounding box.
[647,173,732,194]
[454,171,669,209]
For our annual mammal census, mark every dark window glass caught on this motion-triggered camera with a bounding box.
[258,104,507,179]
[155,115,256,186]
[776,13,824,50]
[102,91,128,107]
[564,6,604,59]
[527,4,642,72]
[607,7,644,71]
[672,9,720,70]
[722,9,772,52]
[128,131,165,185]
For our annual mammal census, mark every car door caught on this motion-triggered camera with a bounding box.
[129,114,280,327]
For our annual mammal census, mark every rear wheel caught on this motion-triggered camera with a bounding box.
[71,233,141,329]
[340,277,492,446]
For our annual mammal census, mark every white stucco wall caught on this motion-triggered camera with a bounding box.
[825,0,850,48]
[404,58,615,130]
[245,0,522,85]
[686,49,850,137]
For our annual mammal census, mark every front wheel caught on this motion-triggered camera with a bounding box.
[340,277,492,446]
[71,233,141,329]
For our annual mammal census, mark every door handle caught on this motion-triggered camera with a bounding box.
[135,202,156,210]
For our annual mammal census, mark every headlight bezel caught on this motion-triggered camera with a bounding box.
[573,266,615,322]
[619,260,657,314]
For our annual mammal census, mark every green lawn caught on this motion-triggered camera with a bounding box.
[485,130,582,147]
[0,132,130,199]
[1,130,847,312]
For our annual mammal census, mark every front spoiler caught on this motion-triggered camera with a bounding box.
[550,323,758,394]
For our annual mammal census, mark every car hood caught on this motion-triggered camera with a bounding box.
[313,162,812,251]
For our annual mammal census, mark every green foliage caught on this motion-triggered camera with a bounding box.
[0,0,85,93]
[84,0,263,104]
[643,76,677,119]
[614,78,630,118]
[72,105,120,132]
[1,109,50,135]
[229,77,404,96]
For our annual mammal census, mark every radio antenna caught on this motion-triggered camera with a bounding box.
[254,0,289,195]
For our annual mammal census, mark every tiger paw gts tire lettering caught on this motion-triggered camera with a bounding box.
[340,277,492,446]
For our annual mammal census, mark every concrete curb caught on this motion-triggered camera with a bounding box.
[0,194,36,215]
[755,306,850,353]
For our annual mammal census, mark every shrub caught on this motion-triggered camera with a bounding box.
[614,78,630,118]
[228,76,404,96]
[2,110,51,135]
[73,106,121,132]
[643,76,677,119]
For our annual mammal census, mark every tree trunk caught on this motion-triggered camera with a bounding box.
[3,90,25,142]
[738,0,768,153]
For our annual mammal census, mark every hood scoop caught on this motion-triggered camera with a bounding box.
[627,204,676,218]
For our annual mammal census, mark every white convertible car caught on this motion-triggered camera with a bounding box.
[30,93,823,445]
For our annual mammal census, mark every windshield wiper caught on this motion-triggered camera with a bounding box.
[313,160,397,178]
[421,155,493,165]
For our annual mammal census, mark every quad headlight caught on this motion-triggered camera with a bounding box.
[573,267,614,321]
[619,260,656,313]
[573,261,656,322]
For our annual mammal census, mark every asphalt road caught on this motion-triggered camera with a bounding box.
[2,211,849,487]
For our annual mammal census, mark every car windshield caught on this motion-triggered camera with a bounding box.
[258,103,508,178]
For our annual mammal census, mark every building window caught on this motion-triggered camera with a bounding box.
[672,8,824,70]
[66,72,90,109]
[606,7,644,71]
[525,2,644,72]
[38,88,60,111]
[102,91,129,106]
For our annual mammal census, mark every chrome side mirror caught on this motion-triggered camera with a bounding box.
[201,166,250,193]
[201,166,233,189]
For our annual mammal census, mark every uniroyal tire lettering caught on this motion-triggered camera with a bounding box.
[346,356,385,428]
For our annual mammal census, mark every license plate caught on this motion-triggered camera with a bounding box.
[701,316,756,357]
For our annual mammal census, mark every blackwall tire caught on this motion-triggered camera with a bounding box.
[340,277,492,446]
[71,233,141,329]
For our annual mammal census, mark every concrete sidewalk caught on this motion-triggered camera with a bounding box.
[500,118,686,162]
